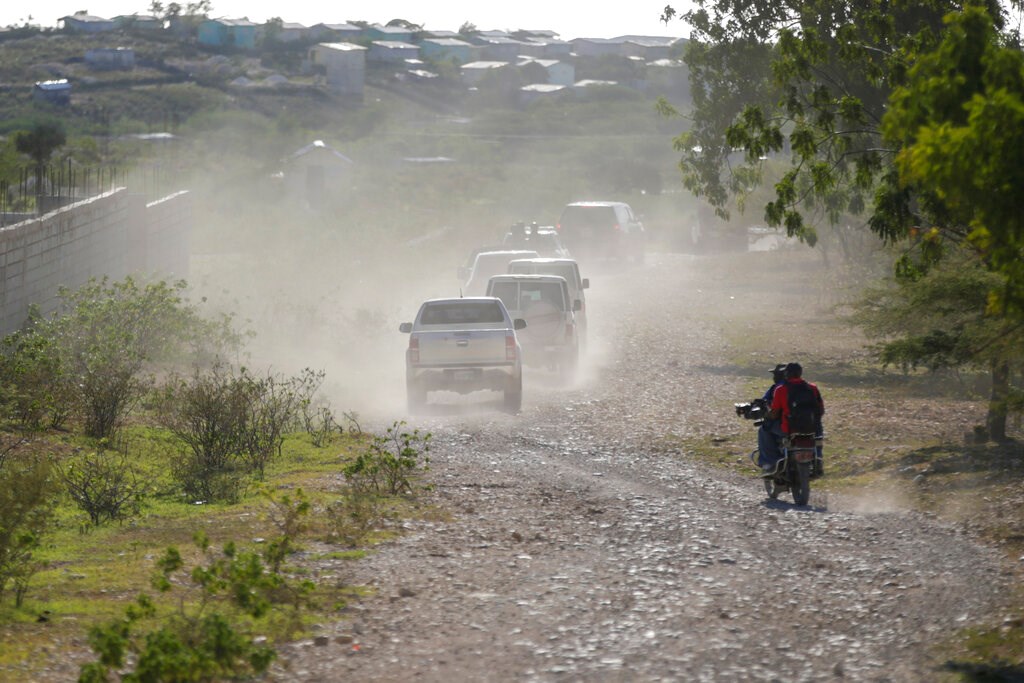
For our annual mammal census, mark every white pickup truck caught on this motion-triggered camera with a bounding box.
[399,297,527,413]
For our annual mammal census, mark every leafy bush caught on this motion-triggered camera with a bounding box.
[0,437,56,606]
[325,490,386,548]
[157,363,254,503]
[0,312,74,430]
[158,364,326,502]
[78,529,313,683]
[342,421,431,496]
[57,448,143,527]
[2,277,241,440]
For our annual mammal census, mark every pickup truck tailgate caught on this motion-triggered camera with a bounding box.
[414,329,509,366]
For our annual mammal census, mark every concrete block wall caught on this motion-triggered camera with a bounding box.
[0,188,193,337]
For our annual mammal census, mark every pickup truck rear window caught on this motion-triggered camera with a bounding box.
[420,301,506,325]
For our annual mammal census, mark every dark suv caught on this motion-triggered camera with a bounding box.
[556,201,645,262]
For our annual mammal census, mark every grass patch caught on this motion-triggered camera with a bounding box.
[0,422,428,681]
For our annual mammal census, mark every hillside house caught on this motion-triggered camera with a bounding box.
[520,83,566,104]
[275,22,311,43]
[85,47,136,69]
[477,36,528,61]
[309,42,365,97]
[198,18,258,49]
[518,57,574,86]
[526,37,573,58]
[366,24,414,43]
[33,79,71,105]
[419,38,478,64]
[460,60,509,86]
[619,36,678,60]
[278,139,354,209]
[114,14,163,30]
[570,37,624,57]
[60,13,115,33]
[310,23,362,41]
[368,40,419,63]
[423,29,460,39]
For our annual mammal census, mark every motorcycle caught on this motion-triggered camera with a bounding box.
[735,399,822,506]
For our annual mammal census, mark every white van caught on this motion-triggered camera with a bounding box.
[485,274,579,378]
[507,258,589,347]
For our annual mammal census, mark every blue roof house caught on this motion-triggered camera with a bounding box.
[198,18,258,49]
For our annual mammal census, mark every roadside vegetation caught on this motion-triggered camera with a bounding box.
[0,275,433,681]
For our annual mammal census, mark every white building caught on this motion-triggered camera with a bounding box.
[309,42,366,97]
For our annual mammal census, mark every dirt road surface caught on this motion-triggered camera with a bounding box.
[278,252,1012,681]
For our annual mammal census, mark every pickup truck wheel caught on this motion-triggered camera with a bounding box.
[407,381,427,413]
[503,375,522,413]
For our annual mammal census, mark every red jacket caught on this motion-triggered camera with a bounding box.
[770,378,824,434]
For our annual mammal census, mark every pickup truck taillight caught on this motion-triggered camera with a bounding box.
[505,334,517,361]
[565,323,574,339]
[409,336,420,364]
[613,223,622,231]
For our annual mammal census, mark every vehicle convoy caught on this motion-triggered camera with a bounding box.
[399,297,526,412]
[735,399,822,506]
[459,249,540,297]
[485,274,579,378]
[507,257,589,347]
[556,201,645,262]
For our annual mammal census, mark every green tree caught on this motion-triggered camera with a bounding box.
[659,0,1011,244]
[14,122,66,211]
[851,249,1023,440]
[882,7,1024,308]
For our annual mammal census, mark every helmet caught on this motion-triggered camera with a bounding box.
[784,362,803,379]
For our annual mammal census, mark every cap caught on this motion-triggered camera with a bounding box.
[771,363,787,374]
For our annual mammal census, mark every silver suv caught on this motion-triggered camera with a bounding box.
[556,201,645,263]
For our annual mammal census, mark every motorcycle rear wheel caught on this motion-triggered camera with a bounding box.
[792,461,811,506]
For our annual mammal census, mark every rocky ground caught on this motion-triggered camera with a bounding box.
[274,252,1019,682]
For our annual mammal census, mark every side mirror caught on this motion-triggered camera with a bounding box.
[399,322,412,333]
[457,266,469,280]
[573,299,582,312]
[581,278,590,289]
[513,318,527,331]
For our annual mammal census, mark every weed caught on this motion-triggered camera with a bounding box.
[342,421,431,496]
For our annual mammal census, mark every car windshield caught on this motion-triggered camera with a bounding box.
[509,262,578,289]
[420,301,506,325]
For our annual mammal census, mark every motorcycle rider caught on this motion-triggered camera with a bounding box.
[768,362,825,477]
[757,364,788,476]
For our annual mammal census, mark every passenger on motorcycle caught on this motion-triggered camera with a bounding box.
[768,362,825,477]
[757,364,787,474]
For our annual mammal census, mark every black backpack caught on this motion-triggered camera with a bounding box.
[787,381,818,434]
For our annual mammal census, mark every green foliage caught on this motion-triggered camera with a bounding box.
[14,120,66,168]
[158,364,325,501]
[47,276,239,439]
[0,439,56,607]
[0,310,74,430]
[342,421,430,496]
[665,0,1001,245]
[882,7,1024,308]
[77,528,315,683]
[849,249,1023,372]
[57,448,143,527]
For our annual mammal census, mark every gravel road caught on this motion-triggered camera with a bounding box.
[277,252,1012,682]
